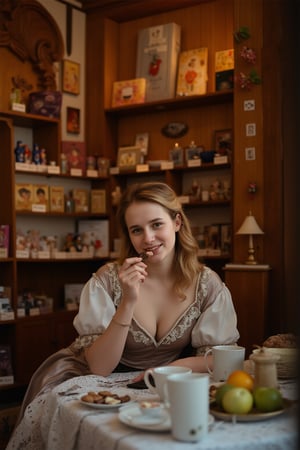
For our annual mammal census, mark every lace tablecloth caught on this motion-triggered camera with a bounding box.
[7,372,298,450]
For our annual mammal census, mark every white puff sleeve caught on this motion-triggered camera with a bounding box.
[73,269,117,348]
[191,269,240,354]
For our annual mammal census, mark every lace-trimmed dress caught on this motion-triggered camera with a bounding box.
[17,263,239,424]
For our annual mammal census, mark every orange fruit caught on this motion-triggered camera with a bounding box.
[226,370,254,391]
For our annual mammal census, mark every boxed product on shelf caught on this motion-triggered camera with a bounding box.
[90,189,106,214]
[136,22,181,102]
[64,284,84,310]
[215,48,234,91]
[78,219,109,257]
[0,345,14,385]
[111,78,146,107]
[73,189,89,212]
[28,90,62,118]
[15,183,33,211]
[0,224,9,258]
[32,184,49,212]
[0,286,14,320]
[49,186,65,212]
[176,47,208,96]
[61,141,86,174]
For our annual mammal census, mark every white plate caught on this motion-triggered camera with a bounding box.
[79,390,135,410]
[79,399,135,410]
[119,404,214,432]
[119,404,171,431]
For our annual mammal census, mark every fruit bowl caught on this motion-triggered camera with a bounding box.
[252,347,298,378]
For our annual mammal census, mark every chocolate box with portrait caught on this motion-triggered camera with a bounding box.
[28,91,62,118]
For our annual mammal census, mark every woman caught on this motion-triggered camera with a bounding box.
[17,181,239,421]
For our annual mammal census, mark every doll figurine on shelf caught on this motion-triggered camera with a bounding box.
[15,141,25,163]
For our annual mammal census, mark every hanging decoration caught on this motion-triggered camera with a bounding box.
[248,182,258,195]
[236,69,261,90]
[234,26,261,90]
[233,26,251,43]
[240,46,257,64]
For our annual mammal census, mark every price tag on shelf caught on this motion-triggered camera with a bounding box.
[86,169,98,177]
[32,204,47,213]
[47,165,60,174]
[29,308,40,316]
[160,161,174,170]
[70,168,83,177]
[136,164,149,172]
[187,159,201,167]
[214,155,228,164]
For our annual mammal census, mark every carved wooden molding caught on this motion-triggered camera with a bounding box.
[0,0,64,90]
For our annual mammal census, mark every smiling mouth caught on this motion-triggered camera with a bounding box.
[139,245,161,261]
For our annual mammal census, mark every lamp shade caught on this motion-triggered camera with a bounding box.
[236,212,264,235]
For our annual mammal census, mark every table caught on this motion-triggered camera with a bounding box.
[7,372,298,450]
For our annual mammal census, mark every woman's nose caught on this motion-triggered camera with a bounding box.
[143,228,155,243]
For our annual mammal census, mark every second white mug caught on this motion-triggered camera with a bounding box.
[204,345,245,382]
[144,366,192,400]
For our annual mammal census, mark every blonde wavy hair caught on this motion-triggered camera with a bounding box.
[116,182,203,299]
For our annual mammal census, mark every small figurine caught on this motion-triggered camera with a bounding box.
[24,145,32,164]
[40,148,47,165]
[15,140,25,162]
[32,144,41,164]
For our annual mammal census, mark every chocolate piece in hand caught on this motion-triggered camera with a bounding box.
[139,252,149,262]
[139,251,153,261]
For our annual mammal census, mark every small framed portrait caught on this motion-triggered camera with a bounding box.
[214,129,232,155]
[117,146,141,169]
[135,133,149,156]
[66,107,80,134]
[62,60,80,95]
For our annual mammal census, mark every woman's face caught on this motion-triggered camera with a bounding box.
[125,201,181,261]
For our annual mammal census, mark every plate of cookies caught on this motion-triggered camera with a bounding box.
[79,389,134,410]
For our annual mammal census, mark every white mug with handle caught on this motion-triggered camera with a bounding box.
[204,345,245,382]
[144,366,192,400]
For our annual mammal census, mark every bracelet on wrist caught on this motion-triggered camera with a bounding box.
[111,317,131,328]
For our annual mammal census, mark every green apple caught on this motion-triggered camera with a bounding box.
[253,387,283,412]
[222,387,253,414]
[215,383,235,407]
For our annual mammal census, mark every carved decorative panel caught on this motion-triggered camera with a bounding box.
[0,0,64,91]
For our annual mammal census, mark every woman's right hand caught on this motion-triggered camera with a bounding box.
[118,257,148,303]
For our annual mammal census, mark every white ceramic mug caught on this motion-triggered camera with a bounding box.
[204,345,245,382]
[144,366,192,400]
[164,373,209,442]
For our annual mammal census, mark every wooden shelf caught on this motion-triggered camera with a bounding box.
[105,90,233,116]
[0,110,60,127]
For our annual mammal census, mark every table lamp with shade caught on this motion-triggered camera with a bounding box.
[236,211,264,264]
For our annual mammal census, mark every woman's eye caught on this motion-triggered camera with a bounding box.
[152,222,163,229]
[131,228,142,235]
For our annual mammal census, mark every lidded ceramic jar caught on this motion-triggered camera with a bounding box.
[249,347,280,388]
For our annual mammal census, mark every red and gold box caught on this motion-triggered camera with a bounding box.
[111,78,146,107]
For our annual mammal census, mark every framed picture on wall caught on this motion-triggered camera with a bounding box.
[66,107,80,134]
[214,129,232,155]
[62,60,80,95]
